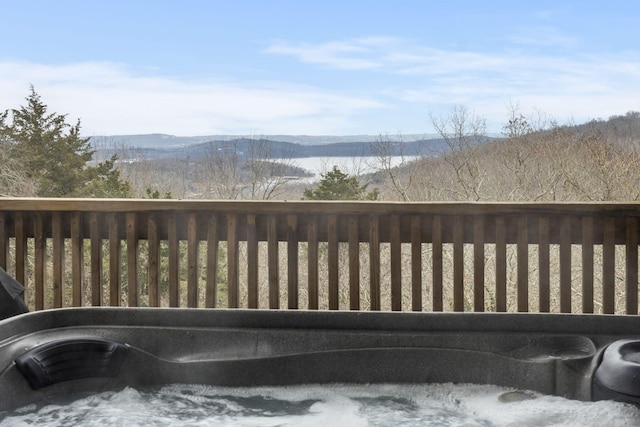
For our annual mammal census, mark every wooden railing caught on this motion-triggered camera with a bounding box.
[0,198,638,314]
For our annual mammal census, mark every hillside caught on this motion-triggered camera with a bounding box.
[91,133,437,149]
[94,136,453,161]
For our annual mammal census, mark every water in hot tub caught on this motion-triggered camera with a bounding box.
[1,383,639,426]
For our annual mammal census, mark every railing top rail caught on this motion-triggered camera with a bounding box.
[2,198,640,217]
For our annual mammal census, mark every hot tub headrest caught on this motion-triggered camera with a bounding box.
[15,338,129,390]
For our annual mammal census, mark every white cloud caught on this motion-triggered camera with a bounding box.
[264,37,401,70]
[507,26,579,49]
[264,37,640,130]
[0,60,384,135]
[3,35,640,137]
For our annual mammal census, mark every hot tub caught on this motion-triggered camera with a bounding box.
[0,308,639,414]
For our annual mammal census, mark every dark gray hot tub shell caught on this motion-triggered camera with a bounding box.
[0,307,639,412]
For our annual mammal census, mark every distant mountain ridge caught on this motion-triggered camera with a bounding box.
[91,134,451,160]
[91,133,439,149]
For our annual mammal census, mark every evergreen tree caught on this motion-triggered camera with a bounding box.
[303,165,379,200]
[1,87,131,197]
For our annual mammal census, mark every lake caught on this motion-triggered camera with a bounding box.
[287,156,420,181]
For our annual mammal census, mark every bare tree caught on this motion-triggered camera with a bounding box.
[493,106,563,201]
[556,125,640,201]
[245,138,298,200]
[200,137,301,200]
[430,106,488,200]
[201,138,243,199]
[369,132,415,201]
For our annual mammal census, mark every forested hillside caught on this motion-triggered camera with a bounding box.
[71,108,640,201]
[370,108,640,202]
[3,89,640,202]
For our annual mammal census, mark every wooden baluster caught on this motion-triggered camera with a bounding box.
[473,216,485,312]
[0,212,7,270]
[53,212,64,308]
[187,213,198,308]
[90,212,103,306]
[228,214,239,308]
[205,215,219,308]
[72,212,84,307]
[603,217,615,314]
[390,215,402,311]
[125,212,138,307]
[34,212,45,310]
[167,214,179,307]
[287,215,299,309]
[411,215,422,311]
[267,215,278,309]
[517,216,529,312]
[348,215,360,310]
[559,216,572,313]
[108,213,120,307]
[369,215,381,311]
[307,216,319,309]
[432,215,443,312]
[15,212,27,302]
[328,215,339,310]
[581,217,594,313]
[626,217,639,315]
[247,214,258,308]
[495,216,507,312]
[147,213,160,307]
[538,216,550,312]
[453,216,464,311]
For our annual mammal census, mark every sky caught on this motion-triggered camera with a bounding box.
[1,0,639,137]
